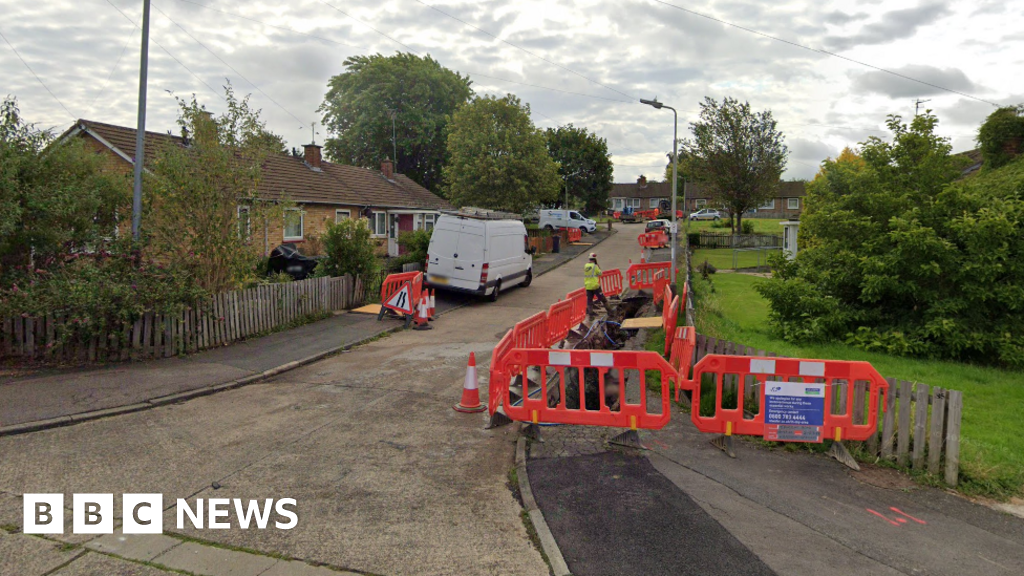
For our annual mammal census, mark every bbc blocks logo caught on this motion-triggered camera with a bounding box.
[23,494,297,534]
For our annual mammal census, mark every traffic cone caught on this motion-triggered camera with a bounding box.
[454,352,486,413]
[413,294,432,330]
[428,289,436,321]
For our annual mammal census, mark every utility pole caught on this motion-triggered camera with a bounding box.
[914,98,931,116]
[387,108,397,165]
[131,0,152,242]
[640,97,679,278]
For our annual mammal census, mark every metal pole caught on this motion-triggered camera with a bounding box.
[667,105,678,279]
[131,0,151,242]
[391,114,397,165]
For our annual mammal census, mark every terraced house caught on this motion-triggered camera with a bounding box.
[60,119,450,257]
[611,175,807,218]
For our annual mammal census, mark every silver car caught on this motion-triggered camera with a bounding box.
[689,209,722,221]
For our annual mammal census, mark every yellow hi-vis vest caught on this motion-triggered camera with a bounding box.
[584,263,601,290]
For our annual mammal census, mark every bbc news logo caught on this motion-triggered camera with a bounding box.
[23,494,297,534]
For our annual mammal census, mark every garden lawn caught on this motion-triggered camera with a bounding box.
[692,248,780,271]
[685,218,785,235]
[698,272,1024,498]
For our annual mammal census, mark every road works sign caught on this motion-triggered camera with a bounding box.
[764,381,825,443]
[383,281,414,315]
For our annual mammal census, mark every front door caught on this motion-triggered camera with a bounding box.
[388,214,400,257]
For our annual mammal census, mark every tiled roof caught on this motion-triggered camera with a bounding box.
[611,180,674,199]
[69,119,450,210]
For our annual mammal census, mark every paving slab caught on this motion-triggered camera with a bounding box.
[52,551,179,575]
[152,541,278,576]
[260,560,361,575]
[84,531,182,562]
[0,532,83,576]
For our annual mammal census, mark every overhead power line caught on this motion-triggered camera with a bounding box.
[413,0,635,101]
[90,23,139,109]
[648,0,1000,107]
[0,27,75,118]
[153,3,306,128]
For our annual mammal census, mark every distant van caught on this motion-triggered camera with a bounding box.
[538,210,597,233]
[425,214,535,301]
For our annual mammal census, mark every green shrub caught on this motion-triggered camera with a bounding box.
[315,218,379,282]
[741,220,755,234]
[393,229,432,267]
[978,105,1024,170]
[687,232,701,247]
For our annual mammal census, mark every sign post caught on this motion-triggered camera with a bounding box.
[764,381,825,443]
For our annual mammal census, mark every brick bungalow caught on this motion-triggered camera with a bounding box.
[611,175,807,218]
[61,119,450,257]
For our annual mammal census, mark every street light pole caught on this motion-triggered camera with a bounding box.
[387,108,398,165]
[131,0,152,242]
[640,98,679,279]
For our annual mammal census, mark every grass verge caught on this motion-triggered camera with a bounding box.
[694,271,1024,499]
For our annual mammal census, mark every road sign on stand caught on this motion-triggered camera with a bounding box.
[383,281,414,316]
[764,381,825,443]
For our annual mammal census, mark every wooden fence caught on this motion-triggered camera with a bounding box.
[690,333,964,486]
[696,232,782,249]
[1,274,365,364]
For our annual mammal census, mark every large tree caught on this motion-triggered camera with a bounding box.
[443,94,561,213]
[545,124,614,213]
[319,52,473,194]
[682,97,788,232]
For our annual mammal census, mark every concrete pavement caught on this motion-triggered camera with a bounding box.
[0,225,640,576]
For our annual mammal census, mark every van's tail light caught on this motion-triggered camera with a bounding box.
[424,259,429,274]
[479,263,489,288]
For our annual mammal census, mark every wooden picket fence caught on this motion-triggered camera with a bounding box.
[690,333,964,486]
[1,274,365,364]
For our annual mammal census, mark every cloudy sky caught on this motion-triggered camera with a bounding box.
[2,0,1022,182]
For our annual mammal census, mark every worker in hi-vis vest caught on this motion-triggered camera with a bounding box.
[584,253,610,316]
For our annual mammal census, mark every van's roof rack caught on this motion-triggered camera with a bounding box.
[440,207,522,221]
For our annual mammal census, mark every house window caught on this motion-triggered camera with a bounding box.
[237,206,251,239]
[284,208,303,241]
[650,198,659,208]
[372,211,388,237]
[760,199,775,210]
[631,198,642,208]
[787,198,800,210]
[695,199,707,208]
[424,213,436,231]
[613,198,624,210]
[335,209,351,223]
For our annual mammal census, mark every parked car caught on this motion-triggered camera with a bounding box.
[268,243,320,280]
[645,219,671,233]
[538,209,597,233]
[690,209,722,221]
[425,214,535,302]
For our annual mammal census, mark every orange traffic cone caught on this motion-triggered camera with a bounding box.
[454,352,486,413]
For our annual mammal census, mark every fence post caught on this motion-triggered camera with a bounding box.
[944,390,963,487]
[928,387,946,475]
[896,380,912,467]
[880,377,897,460]
[912,383,929,470]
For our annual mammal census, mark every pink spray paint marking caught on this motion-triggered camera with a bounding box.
[896,518,907,523]
[891,507,927,524]
[867,508,901,526]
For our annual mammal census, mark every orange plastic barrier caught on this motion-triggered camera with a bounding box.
[599,269,623,297]
[513,310,550,349]
[566,288,587,327]
[653,270,669,304]
[547,300,574,345]
[613,211,622,220]
[662,294,679,356]
[635,209,659,220]
[638,231,669,249]
[628,261,671,290]
[496,348,678,430]
[668,326,696,377]
[489,329,515,415]
[681,355,889,443]
[561,228,582,243]
[380,272,423,315]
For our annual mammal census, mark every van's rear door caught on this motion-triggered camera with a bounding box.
[450,221,485,287]
[428,216,484,289]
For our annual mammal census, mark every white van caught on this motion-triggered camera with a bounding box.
[538,209,597,233]
[425,213,535,301]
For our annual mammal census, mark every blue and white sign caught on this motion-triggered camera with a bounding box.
[764,380,825,443]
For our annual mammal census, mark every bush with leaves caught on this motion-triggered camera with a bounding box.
[977,105,1024,170]
[756,113,1024,367]
[315,218,379,282]
[392,229,432,268]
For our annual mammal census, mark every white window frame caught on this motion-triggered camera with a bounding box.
[283,208,304,241]
[649,198,659,208]
[613,198,624,210]
[371,211,388,237]
[335,209,351,223]
[760,199,775,210]
[631,198,642,208]
[237,206,251,239]
[695,199,708,208]
[424,213,436,231]
[787,197,800,210]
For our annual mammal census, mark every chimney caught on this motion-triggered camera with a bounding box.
[637,175,647,188]
[303,144,323,171]
[381,159,394,181]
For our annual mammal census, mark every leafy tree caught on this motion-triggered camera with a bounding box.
[682,97,788,232]
[756,113,1024,367]
[545,124,613,213]
[315,218,379,282]
[977,105,1024,170]
[147,86,286,292]
[0,97,127,278]
[319,53,473,193]
[443,94,561,213]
